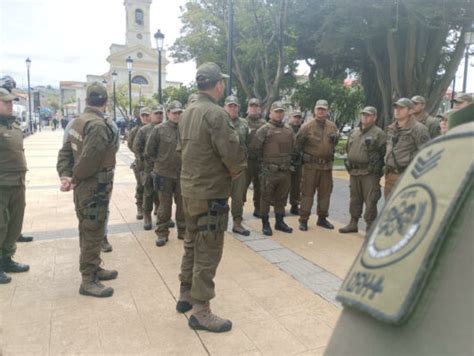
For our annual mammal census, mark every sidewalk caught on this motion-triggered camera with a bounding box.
[0,129,366,355]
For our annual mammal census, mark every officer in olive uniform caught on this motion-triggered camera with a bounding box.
[384,98,430,198]
[127,107,151,220]
[57,82,118,298]
[339,106,386,234]
[175,63,245,333]
[325,102,474,356]
[288,110,303,215]
[451,92,472,110]
[295,99,339,231]
[0,87,30,284]
[411,95,440,139]
[244,98,266,217]
[224,95,251,236]
[252,101,294,236]
[145,101,186,247]
[187,93,199,107]
[133,105,163,230]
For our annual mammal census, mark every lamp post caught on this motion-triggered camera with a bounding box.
[111,70,117,122]
[226,0,234,96]
[126,56,133,118]
[25,57,33,135]
[154,29,164,103]
[462,21,474,93]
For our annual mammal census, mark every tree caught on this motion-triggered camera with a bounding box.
[171,0,296,112]
[157,84,196,106]
[290,0,472,128]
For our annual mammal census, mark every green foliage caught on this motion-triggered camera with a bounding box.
[158,84,196,106]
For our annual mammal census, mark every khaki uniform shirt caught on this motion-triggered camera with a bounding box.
[385,117,430,170]
[0,115,27,186]
[246,114,266,160]
[133,123,158,172]
[230,117,250,157]
[178,93,246,200]
[347,124,387,176]
[145,120,181,179]
[414,112,440,139]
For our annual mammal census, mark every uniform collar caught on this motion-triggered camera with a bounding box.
[84,106,105,118]
[198,92,217,104]
[270,119,284,127]
[166,120,178,128]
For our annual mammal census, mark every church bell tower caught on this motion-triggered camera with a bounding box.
[124,0,153,48]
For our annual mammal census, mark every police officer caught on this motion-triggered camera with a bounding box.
[244,98,266,217]
[339,106,386,234]
[0,86,30,284]
[224,95,250,236]
[57,82,118,297]
[175,63,245,333]
[384,98,430,198]
[133,105,163,230]
[145,101,186,247]
[325,102,474,356]
[451,92,472,110]
[288,110,303,215]
[186,93,199,107]
[411,95,440,138]
[127,106,151,220]
[295,99,339,231]
[252,101,294,236]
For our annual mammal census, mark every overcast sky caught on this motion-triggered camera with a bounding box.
[0,0,472,92]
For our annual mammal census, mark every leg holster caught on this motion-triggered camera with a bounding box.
[197,199,230,232]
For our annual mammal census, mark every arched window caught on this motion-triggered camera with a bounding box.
[135,9,144,25]
[132,75,148,85]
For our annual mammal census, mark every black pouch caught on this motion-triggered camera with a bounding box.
[197,199,230,232]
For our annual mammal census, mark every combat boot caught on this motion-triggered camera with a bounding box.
[155,236,169,247]
[366,221,373,232]
[168,219,175,228]
[290,204,299,215]
[144,211,152,230]
[188,301,232,333]
[275,213,293,233]
[261,214,273,236]
[96,266,118,281]
[79,274,114,298]
[101,236,113,253]
[136,205,144,220]
[0,269,11,284]
[18,234,33,242]
[2,257,29,273]
[176,283,194,313]
[253,209,261,218]
[299,219,308,231]
[232,217,250,236]
[317,217,334,230]
[339,218,358,233]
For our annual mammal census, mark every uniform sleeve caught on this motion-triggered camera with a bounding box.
[127,127,136,151]
[145,126,160,162]
[415,125,430,150]
[132,128,145,158]
[294,124,308,153]
[56,139,74,178]
[250,125,266,161]
[72,123,111,182]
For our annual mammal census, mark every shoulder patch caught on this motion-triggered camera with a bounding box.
[337,133,474,324]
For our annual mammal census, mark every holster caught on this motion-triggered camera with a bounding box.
[197,199,230,232]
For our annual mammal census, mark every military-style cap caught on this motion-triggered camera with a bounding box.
[187,93,199,105]
[411,95,426,104]
[248,98,261,106]
[196,62,229,84]
[86,82,108,101]
[225,95,240,106]
[451,92,473,104]
[291,110,302,117]
[140,106,151,115]
[151,104,164,113]
[315,99,329,109]
[360,106,377,116]
[270,101,285,112]
[393,98,414,109]
[0,88,18,102]
[436,110,454,121]
[167,100,183,113]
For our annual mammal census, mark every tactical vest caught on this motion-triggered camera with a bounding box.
[0,116,27,184]
[303,119,337,159]
[69,110,117,175]
[262,122,293,166]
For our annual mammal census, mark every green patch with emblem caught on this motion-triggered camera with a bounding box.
[337,132,474,324]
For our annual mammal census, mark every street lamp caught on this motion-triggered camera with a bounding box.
[462,21,474,93]
[25,57,33,135]
[126,56,133,118]
[111,70,117,122]
[154,29,165,103]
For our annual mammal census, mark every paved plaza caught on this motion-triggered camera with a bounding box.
[0,129,369,355]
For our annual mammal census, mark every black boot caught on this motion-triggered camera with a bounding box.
[2,257,30,273]
[0,269,11,284]
[261,214,273,236]
[275,213,293,233]
[317,217,334,230]
[18,234,33,242]
[253,209,261,218]
[299,220,308,231]
[290,205,299,215]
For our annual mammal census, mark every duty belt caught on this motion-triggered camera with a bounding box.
[303,153,330,164]
[263,162,290,172]
[350,163,369,169]
[385,166,405,175]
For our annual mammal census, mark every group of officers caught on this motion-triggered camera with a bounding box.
[1,63,472,335]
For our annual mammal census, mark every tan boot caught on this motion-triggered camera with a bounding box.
[136,205,144,220]
[188,301,232,333]
[79,274,114,298]
[96,266,118,281]
[339,218,359,233]
[176,283,194,313]
[232,217,250,236]
[144,211,152,230]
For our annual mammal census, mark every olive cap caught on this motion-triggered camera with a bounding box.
[411,95,426,104]
[360,106,377,116]
[151,104,165,113]
[225,95,240,106]
[140,107,151,115]
[451,93,473,104]
[393,98,414,109]
[196,62,229,84]
[315,99,329,109]
[270,101,285,112]
[86,82,108,101]
[167,100,183,113]
[248,98,261,106]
